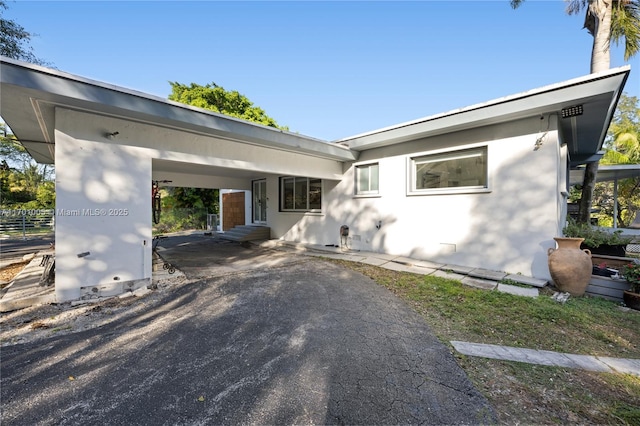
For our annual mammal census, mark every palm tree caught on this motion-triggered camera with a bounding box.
[511,0,640,223]
[603,94,640,164]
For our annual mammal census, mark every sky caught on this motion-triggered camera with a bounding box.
[4,0,640,141]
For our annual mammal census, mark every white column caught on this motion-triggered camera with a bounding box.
[54,109,152,302]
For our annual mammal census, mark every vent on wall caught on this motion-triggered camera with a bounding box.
[440,243,456,254]
[561,105,583,118]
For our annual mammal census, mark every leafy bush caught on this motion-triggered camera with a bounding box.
[153,208,209,234]
[563,219,634,248]
[622,263,640,293]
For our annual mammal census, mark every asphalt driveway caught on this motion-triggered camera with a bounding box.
[0,233,54,268]
[1,235,495,425]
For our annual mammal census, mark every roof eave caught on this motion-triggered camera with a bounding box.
[0,57,356,163]
[338,66,630,156]
[570,164,640,185]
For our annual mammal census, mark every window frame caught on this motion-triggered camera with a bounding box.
[407,145,490,196]
[354,161,380,197]
[280,176,323,212]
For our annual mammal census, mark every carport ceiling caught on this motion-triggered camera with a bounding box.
[153,159,267,181]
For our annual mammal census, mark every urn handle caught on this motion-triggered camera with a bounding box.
[547,247,556,256]
[583,248,591,256]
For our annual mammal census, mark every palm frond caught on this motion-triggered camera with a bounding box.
[611,0,640,60]
[617,133,640,161]
[601,149,632,165]
[565,0,589,15]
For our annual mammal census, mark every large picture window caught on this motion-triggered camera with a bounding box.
[355,163,379,195]
[281,177,322,211]
[409,146,488,194]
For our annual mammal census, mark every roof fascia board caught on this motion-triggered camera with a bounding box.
[339,66,630,151]
[0,57,356,162]
[595,70,628,155]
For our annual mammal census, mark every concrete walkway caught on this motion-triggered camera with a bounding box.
[0,251,56,312]
[451,341,640,377]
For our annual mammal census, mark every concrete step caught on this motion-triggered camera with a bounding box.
[219,226,270,242]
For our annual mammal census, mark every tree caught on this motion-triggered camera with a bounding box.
[168,82,287,130]
[596,93,640,227]
[602,94,640,164]
[168,187,219,212]
[0,124,55,208]
[511,0,640,223]
[1,1,54,208]
[0,0,47,65]
[166,82,288,215]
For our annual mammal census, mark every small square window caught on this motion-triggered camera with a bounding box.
[355,163,379,195]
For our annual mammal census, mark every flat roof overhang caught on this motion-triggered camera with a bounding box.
[0,57,356,165]
[336,67,630,168]
[570,164,640,185]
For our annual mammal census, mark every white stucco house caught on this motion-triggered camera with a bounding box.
[0,57,630,302]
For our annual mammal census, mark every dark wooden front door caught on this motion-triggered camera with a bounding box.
[222,192,245,231]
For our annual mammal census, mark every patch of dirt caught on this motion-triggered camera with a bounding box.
[0,276,187,347]
[0,262,29,287]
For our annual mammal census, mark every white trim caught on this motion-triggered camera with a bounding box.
[353,194,383,199]
[252,179,267,224]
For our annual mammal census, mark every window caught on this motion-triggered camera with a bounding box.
[281,177,322,211]
[355,163,379,195]
[409,146,488,194]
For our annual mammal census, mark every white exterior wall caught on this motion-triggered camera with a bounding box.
[54,104,564,298]
[277,116,562,279]
[55,109,153,301]
[53,108,344,301]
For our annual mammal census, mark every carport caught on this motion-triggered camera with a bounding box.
[0,57,355,302]
[570,164,640,229]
